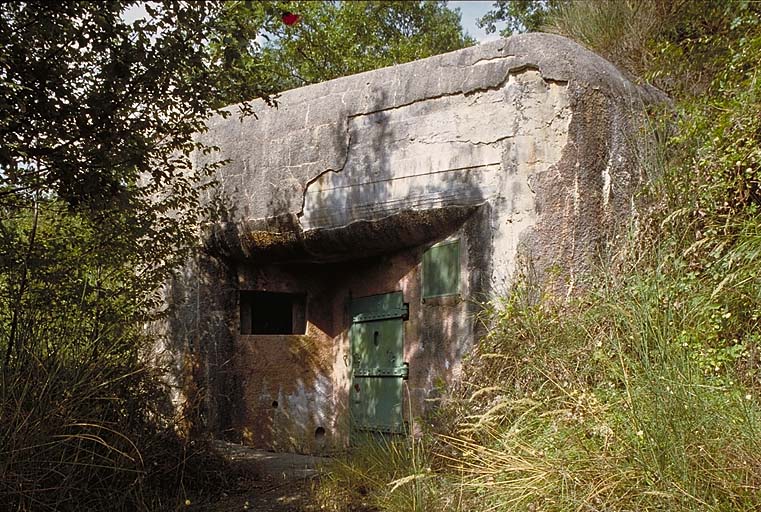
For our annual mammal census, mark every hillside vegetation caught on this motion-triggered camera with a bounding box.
[315,1,761,510]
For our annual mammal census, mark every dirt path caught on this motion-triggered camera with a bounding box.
[203,475,316,512]
[199,441,324,512]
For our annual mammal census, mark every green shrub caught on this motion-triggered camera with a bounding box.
[0,201,227,511]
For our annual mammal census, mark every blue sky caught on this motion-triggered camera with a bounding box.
[448,1,507,43]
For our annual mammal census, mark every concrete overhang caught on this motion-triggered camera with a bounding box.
[195,33,662,264]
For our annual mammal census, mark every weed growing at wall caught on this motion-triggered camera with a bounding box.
[313,432,451,512]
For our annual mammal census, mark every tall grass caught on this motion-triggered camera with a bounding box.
[313,432,449,512]
[543,0,744,97]
[544,0,666,77]
[314,384,456,512]
[314,234,761,511]
[444,7,761,502]
[0,339,229,511]
[449,259,761,510]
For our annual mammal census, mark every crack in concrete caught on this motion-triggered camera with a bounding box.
[412,134,514,147]
[296,130,352,221]
[473,54,516,66]
[295,66,570,229]
[299,163,500,194]
[437,54,515,68]
[347,64,561,119]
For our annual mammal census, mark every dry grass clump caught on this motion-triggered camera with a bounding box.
[0,349,229,511]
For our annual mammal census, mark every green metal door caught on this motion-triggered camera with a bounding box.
[350,292,408,436]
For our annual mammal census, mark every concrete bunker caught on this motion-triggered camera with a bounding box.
[161,33,660,454]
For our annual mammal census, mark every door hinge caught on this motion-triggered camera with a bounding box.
[354,363,409,378]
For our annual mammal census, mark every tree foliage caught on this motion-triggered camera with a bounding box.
[477,0,564,36]
[2,2,249,209]
[0,1,233,369]
[0,0,475,365]
[0,3,255,508]
[234,0,475,92]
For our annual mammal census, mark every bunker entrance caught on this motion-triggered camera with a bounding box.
[349,291,409,442]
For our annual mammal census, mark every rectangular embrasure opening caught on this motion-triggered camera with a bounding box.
[239,291,307,335]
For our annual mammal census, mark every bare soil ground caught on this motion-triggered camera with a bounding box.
[198,441,323,512]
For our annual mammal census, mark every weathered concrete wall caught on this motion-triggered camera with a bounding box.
[159,33,658,453]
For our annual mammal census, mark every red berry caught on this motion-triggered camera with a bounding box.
[281,12,300,26]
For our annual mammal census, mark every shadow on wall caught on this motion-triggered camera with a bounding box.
[206,85,492,263]
[161,250,240,436]
[234,331,334,453]
[159,180,251,438]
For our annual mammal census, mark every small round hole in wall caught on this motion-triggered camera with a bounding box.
[314,426,326,441]
[271,400,279,409]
